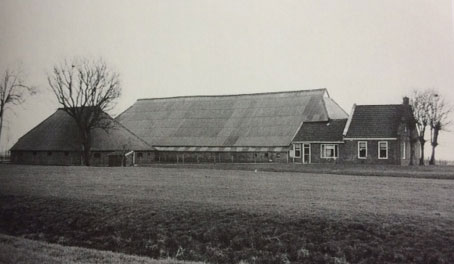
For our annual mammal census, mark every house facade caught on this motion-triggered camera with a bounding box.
[290,119,347,164]
[288,98,419,165]
[340,99,419,165]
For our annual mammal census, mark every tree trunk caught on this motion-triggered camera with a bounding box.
[418,136,425,166]
[81,130,91,166]
[83,145,91,166]
[429,127,439,165]
[409,139,414,166]
[409,126,416,166]
[429,146,436,165]
[0,115,3,151]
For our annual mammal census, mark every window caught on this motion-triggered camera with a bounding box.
[401,141,406,159]
[94,153,101,158]
[378,141,388,159]
[321,144,338,158]
[358,141,367,159]
[264,152,269,158]
[294,144,301,158]
[137,152,143,158]
[47,151,52,156]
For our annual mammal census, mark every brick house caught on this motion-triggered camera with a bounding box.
[341,98,420,165]
[290,119,347,164]
[289,97,419,165]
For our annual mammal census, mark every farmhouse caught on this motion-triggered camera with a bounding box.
[341,100,420,165]
[10,108,153,166]
[115,89,345,163]
[116,88,418,165]
[10,89,420,166]
[290,98,419,165]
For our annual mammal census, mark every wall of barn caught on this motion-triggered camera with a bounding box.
[87,151,155,166]
[10,150,153,166]
[90,152,111,166]
[340,140,400,165]
[134,151,155,165]
[154,151,288,163]
[11,151,82,165]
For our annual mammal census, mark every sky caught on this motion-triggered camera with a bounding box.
[1,0,454,160]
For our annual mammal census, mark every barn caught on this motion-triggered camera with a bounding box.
[116,89,349,163]
[10,89,420,166]
[10,108,154,166]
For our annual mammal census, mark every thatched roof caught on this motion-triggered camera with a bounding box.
[116,89,348,147]
[11,109,152,151]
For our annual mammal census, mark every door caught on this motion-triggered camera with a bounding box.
[303,143,311,164]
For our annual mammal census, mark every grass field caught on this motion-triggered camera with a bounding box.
[148,163,454,179]
[0,233,202,264]
[0,165,454,263]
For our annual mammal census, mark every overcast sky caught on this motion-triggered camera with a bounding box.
[1,0,454,160]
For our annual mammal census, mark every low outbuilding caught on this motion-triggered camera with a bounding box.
[10,108,153,166]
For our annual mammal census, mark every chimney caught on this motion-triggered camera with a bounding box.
[402,96,409,105]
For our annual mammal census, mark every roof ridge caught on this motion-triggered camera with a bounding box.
[137,88,327,101]
[355,104,403,107]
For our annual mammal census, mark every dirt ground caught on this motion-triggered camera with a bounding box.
[0,165,453,263]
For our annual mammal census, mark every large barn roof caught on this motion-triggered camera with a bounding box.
[11,109,152,151]
[116,89,348,147]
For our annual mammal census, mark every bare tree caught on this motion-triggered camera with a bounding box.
[48,58,121,166]
[428,92,451,165]
[0,68,36,150]
[409,90,432,165]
